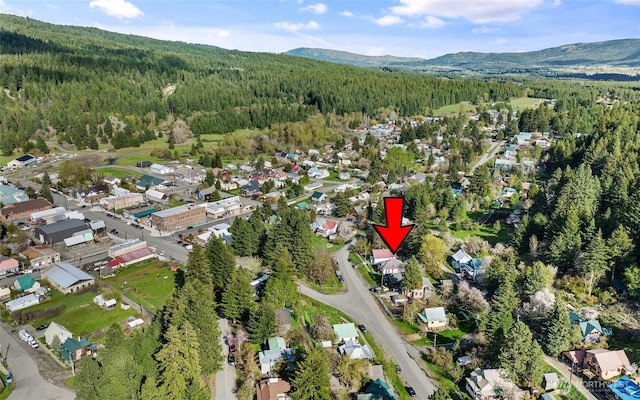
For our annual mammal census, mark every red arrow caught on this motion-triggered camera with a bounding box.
[373,197,414,255]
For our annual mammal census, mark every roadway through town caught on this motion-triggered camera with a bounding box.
[299,245,438,398]
[0,321,75,400]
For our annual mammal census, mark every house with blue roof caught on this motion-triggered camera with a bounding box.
[609,375,640,400]
[0,184,29,204]
[569,312,606,342]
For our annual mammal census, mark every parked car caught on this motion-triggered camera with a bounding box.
[406,387,416,397]
[358,324,367,333]
[35,324,49,331]
[396,364,401,372]
[228,354,235,366]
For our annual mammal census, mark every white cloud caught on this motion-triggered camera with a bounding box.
[615,0,640,4]
[471,26,500,34]
[390,0,545,24]
[374,15,404,26]
[340,10,353,17]
[423,16,445,28]
[490,37,508,45]
[89,0,143,20]
[274,20,320,32]
[300,3,327,15]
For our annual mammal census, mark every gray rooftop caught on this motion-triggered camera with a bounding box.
[36,219,87,234]
[423,307,447,322]
[152,204,204,218]
[43,262,94,289]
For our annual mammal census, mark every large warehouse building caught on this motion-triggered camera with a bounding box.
[34,219,89,244]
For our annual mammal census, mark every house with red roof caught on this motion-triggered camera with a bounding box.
[0,256,19,276]
[311,218,338,238]
[371,249,395,265]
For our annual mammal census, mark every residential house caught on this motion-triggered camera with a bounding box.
[209,223,231,239]
[378,258,404,275]
[418,307,448,330]
[43,262,95,294]
[174,166,206,184]
[44,322,73,346]
[332,323,359,343]
[13,274,40,293]
[310,191,327,203]
[579,320,605,343]
[0,256,20,276]
[338,172,351,180]
[256,378,292,400]
[466,369,524,400]
[77,184,109,203]
[583,349,635,381]
[242,180,261,197]
[371,249,395,265]
[361,379,397,400]
[311,218,339,238]
[60,337,97,364]
[267,337,286,351]
[451,249,473,269]
[258,347,296,375]
[103,176,121,186]
[339,339,373,360]
[405,277,435,300]
[315,169,330,179]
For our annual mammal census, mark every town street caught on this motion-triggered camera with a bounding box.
[544,355,597,400]
[299,246,438,398]
[215,319,236,400]
[0,321,75,400]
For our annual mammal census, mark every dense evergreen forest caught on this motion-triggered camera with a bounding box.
[0,14,530,155]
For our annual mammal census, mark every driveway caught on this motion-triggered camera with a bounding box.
[215,319,236,400]
[544,355,597,400]
[299,246,438,398]
[0,322,75,400]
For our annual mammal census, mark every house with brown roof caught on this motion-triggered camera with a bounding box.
[256,377,292,400]
[582,349,635,380]
[1,198,51,221]
[371,249,395,265]
[19,245,61,269]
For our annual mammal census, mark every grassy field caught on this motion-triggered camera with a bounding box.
[96,166,143,178]
[508,96,550,112]
[303,276,344,295]
[29,288,138,336]
[311,236,342,253]
[104,259,178,312]
[350,252,380,287]
[451,225,511,245]
[432,101,476,116]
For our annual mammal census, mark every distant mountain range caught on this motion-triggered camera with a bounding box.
[286,40,640,79]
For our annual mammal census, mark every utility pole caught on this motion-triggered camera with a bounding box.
[3,343,9,364]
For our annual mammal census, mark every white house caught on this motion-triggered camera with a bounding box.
[418,307,448,330]
[44,322,73,346]
[378,258,404,275]
[338,339,373,360]
[371,249,395,265]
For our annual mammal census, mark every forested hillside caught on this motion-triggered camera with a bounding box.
[0,14,524,155]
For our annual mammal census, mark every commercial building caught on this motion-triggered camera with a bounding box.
[151,204,207,232]
[205,195,254,219]
[108,239,147,258]
[1,198,51,221]
[7,154,35,169]
[150,164,175,175]
[30,207,67,224]
[43,262,95,294]
[100,193,144,211]
[0,184,29,205]
[34,219,89,244]
[107,247,154,268]
[19,245,61,268]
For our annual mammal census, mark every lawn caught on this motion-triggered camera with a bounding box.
[432,101,476,116]
[104,259,178,312]
[300,296,350,326]
[311,235,342,253]
[303,276,344,295]
[350,252,381,288]
[451,225,511,245]
[29,288,138,337]
[96,166,142,178]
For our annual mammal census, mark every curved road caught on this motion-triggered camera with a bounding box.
[299,246,438,398]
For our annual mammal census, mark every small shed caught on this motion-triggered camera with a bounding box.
[543,373,559,391]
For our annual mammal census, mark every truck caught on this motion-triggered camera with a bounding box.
[18,330,39,349]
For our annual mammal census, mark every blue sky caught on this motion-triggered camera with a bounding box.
[2,0,640,58]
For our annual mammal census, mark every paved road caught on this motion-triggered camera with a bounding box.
[0,323,75,400]
[299,246,438,398]
[544,355,597,400]
[470,140,504,174]
[215,319,236,400]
